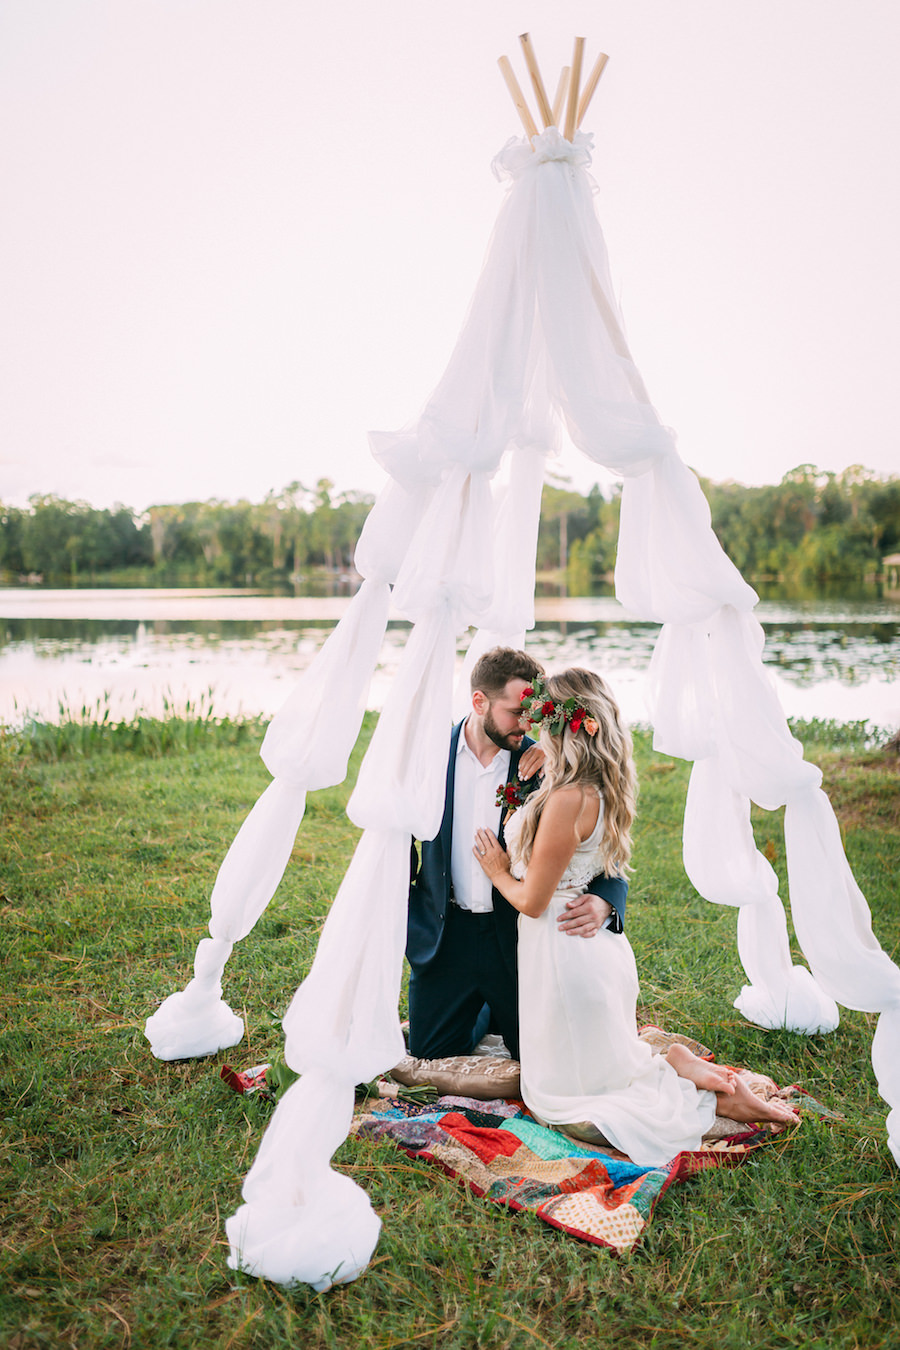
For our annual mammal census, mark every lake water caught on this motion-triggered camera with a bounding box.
[1,587,898,732]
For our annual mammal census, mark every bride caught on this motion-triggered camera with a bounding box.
[473,667,798,1168]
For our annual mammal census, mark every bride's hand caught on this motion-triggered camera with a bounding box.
[517,744,545,781]
[473,828,510,880]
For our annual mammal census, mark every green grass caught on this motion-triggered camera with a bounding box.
[1,714,898,1349]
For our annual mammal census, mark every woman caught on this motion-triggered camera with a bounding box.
[473,667,798,1168]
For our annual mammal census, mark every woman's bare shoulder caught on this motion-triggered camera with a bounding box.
[542,785,586,818]
[546,783,600,838]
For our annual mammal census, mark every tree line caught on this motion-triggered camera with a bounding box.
[2,464,898,591]
[0,480,373,587]
[555,463,900,593]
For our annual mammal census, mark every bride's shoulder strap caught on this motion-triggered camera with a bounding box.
[575,783,602,843]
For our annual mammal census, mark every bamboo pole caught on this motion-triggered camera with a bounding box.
[577,51,609,127]
[518,32,554,128]
[551,66,570,125]
[497,54,539,140]
[563,36,585,141]
[590,271,651,402]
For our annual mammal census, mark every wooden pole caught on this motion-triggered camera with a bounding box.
[577,51,609,127]
[497,55,539,140]
[518,32,554,128]
[551,67,570,126]
[563,36,585,142]
[590,271,651,402]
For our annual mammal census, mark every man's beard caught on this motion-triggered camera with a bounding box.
[483,705,524,752]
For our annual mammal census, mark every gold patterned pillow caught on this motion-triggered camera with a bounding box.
[390,1053,521,1101]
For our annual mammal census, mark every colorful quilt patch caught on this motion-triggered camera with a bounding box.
[352,1095,795,1255]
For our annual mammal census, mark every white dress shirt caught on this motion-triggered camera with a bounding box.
[449,720,509,913]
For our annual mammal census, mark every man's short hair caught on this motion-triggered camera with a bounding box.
[470,647,543,699]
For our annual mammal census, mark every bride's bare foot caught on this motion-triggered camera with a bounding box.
[666,1042,737,1095]
[715,1073,800,1127]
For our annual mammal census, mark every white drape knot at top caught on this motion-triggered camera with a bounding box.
[492,127,595,181]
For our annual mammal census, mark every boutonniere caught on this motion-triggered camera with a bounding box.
[495,777,539,814]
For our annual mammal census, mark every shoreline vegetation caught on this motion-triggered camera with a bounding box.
[2,710,898,1348]
[3,462,900,596]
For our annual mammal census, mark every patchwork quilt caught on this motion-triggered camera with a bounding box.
[352,1091,812,1255]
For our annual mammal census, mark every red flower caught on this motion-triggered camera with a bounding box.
[520,686,534,700]
[541,701,555,717]
[570,709,585,733]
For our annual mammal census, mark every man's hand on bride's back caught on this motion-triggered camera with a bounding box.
[558,893,613,938]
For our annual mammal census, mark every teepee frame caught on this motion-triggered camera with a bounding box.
[499,34,609,141]
[143,36,900,1290]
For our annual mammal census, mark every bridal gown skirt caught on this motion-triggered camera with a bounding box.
[517,893,717,1167]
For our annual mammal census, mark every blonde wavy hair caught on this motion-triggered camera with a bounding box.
[512,668,636,878]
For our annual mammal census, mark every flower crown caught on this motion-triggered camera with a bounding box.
[520,676,599,737]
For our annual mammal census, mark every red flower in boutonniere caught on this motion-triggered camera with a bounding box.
[496,777,538,813]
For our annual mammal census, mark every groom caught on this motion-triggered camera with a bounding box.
[406,647,627,1061]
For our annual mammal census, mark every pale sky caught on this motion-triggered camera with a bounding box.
[2,1,898,513]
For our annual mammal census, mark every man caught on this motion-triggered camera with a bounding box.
[406,647,627,1061]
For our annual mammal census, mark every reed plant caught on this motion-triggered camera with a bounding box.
[11,690,268,761]
[1,711,897,1349]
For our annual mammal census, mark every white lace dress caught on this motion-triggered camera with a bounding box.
[508,800,717,1167]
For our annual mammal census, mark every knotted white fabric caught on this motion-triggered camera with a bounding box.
[225,1068,381,1290]
[146,126,899,1283]
[144,579,391,1060]
[145,936,242,1061]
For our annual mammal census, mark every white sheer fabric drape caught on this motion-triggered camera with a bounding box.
[144,578,392,1061]
[147,126,900,1286]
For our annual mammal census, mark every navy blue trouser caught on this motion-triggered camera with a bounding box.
[407,904,519,1061]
